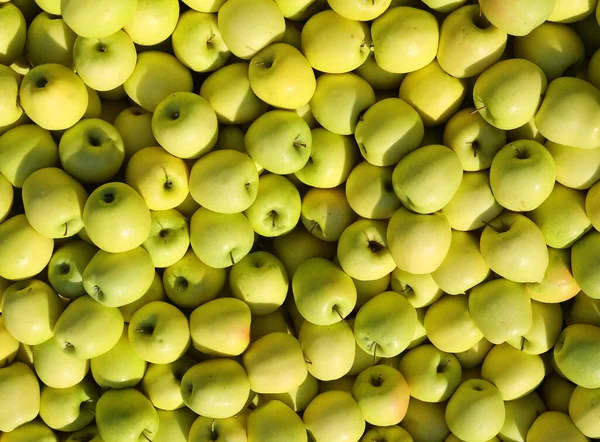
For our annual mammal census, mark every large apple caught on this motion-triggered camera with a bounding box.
[61,0,137,38]
[508,300,563,355]
[527,411,589,442]
[548,142,600,190]
[526,247,580,303]
[301,187,355,242]
[113,107,158,160]
[479,0,556,36]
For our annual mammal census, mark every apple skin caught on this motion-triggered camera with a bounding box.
[526,247,580,303]
[400,399,450,442]
[569,385,600,438]
[113,107,158,160]
[542,373,575,414]
[0,172,13,223]
[247,400,308,442]
[0,419,58,442]
[124,0,180,47]
[0,65,22,130]
[142,209,189,269]
[479,0,556,36]
[571,230,600,299]
[32,337,89,389]
[554,324,600,389]
[141,355,195,411]
[567,291,600,327]
[0,362,41,432]
[303,391,366,442]
[119,271,166,323]
[154,408,197,442]
[301,187,356,243]
[586,179,600,231]
[0,315,18,368]
[25,12,76,67]
[527,411,589,442]
[39,377,99,432]
[390,268,443,308]
[499,392,546,442]
[261,372,319,413]
[0,3,26,66]
[188,415,247,442]
[355,51,406,91]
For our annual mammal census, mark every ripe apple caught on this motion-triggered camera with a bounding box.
[303,391,365,442]
[586,179,600,230]
[19,63,88,130]
[0,316,18,368]
[32,337,88,389]
[0,364,40,433]
[499,392,546,442]
[454,338,494,369]
[141,209,189,269]
[39,378,99,432]
[64,426,103,442]
[567,291,600,327]
[60,0,137,38]
[113,107,158,160]
[354,273,392,308]
[188,415,246,442]
[390,268,442,308]
[549,0,596,23]
[541,374,576,414]
[554,324,600,388]
[400,399,450,442]
[118,272,165,322]
[345,161,401,219]
[181,358,250,418]
[569,385,600,438]
[361,426,413,442]
[526,247,580,303]
[327,0,391,20]
[301,187,355,242]
[124,0,179,47]
[141,355,195,411]
[128,301,190,364]
[508,300,563,355]
[547,141,600,190]
[261,372,318,413]
[355,51,405,91]
[527,411,589,442]
[0,173,12,223]
[0,3,26,66]
[571,230,600,299]
[154,408,197,442]
[479,0,556,36]
[247,400,307,442]
[0,65,22,128]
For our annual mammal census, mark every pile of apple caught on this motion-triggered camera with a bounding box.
[4,0,600,441]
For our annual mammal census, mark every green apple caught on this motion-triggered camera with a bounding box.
[361,426,413,442]
[301,9,370,74]
[22,167,87,239]
[2,279,64,345]
[141,355,195,411]
[527,411,589,442]
[346,318,380,376]
[424,294,484,353]
[229,251,288,315]
[124,0,179,46]
[250,308,293,342]
[39,378,98,432]
[303,391,365,442]
[398,344,462,402]
[0,419,58,441]
[53,295,124,360]
[479,0,556,36]
[586,179,600,231]
[454,338,494,369]
[437,5,507,78]
[354,273,392,308]
[119,272,165,322]
[535,77,600,149]
[200,62,269,125]
[549,0,595,23]
[163,249,226,308]
[499,392,547,442]
[588,48,600,89]
[400,399,450,442]
[392,144,463,214]
[301,187,355,242]
[0,173,13,223]
[354,51,405,91]
[0,316,18,367]
[128,301,190,364]
[151,92,218,159]
[181,358,250,418]
[139,210,188,269]
[354,98,424,167]
[261,372,318,412]
[390,268,443,308]
[188,415,246,442]
[32,337,88,389]
[554,324,600,388]
[309,72,375,136]
[19,63,88,130]
[508,300,563,355]
[96,388,158,442]
[446,379,505,441]
[372,6,439,73]
[569,385,600,438]
[189,149,258,214]
[154,408,196,442]
[243,332,307,394]
[572,230,600,299]
[113,106,158,160]
[327,0,391,20]
[345,161,401,219]
[90,325,146,389]
[272,0,322,20]
[542,372,577,413]
[247,400,307,442]
[526,247,580,303]
[0,3,26,66]
[64,425,104,442]
[387,207,452,274]
[0,362,40,432]
[124,51,194,112]
[568,291,600,327]
[60,0,137,38]
[0,65,22,128]
[83,182,152,253]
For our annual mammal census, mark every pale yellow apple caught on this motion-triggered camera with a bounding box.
[328,0,391,20]
[247,400,307,442]
[39,378,99,432]
[554,324,600,389]
[188,415,246,442]
[567,291,600,327]
[123,0,180,47]
[546,141,600,190]
[0,65,22,128]
[508,300,563,355]
[527,411,589,442]
[182,0,227,12]
[0,362,40,432]
[572,230,600,299]
[541,372,576,414]
[154,408,197,442]
[0,173,13,223]
[60,0,137,38]
[345,162,402,219]
[526,247,580,303]
[141,355,195,411]
[250,309,293,342]
[568,385,600,438]
[261,373,318,412]
[0,316,18,368]
[499,392,547,442]
[354,273,391,309]
[113,107,158,160]
[390,268,442,308]
[301,187,356,242]
[454,338,494,369]
[303,391,365,442]
[0,2,26,66]
[355,51,405,91]
[400,399,450,442]
[548,0,596,23]
[32,337,89,389]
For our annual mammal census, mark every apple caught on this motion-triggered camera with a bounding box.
[354,273,392,309]
[554,324,600,388]
[64,426,103,442]
[303,391,365,442]
[1,419,58,441]
[568,291,600,327]
[250,308,293,342]
[53,295,124,360]
[60,0,137,38]
[526,247,580,303]
[361,426,413,442]
[19,63,88,130]
[541,373,577,414]
[181,358,250,418]
[138,210,188,269]
[454,338,494,369]
[163,249,226,309]
[261,372,318,413]
[189,149,259,214]
[586,179,600,230]
[390,268,443,308]
[437,5,507,78]
[96,388,159,442]
[124,0,179,46]
[128,301,190,364]
[0,316,18,368]
[547,142,600,191]
[569,385,600,438]
[247,400,307,442]
[32,337,88,389]
[141,355,195,411]
[371,6,439,73]
[345,161,401,220]
[301,187,355,242]
[355,51,406,91]
[0,362,40,432]
[589,48,600,89]
[124,51,194,112]
[0,173,13,223]
[387,207,452,275]
[151,92,219,159]
[0,3,26,66]
[446,379,505,442]
[499,392,546,442]
[0,65,22,128]
[188,415,246,442]
[400,399,450,442]
[113,107,158,160]
[200,62,269,125]
[527,411,589,442]
[39,378,99,432]
[154,408,197,442]
[572,230,600,299]
[424,294,484,353]
[508,300,563,355]
[318,375,357,395]
[549,0,596,23]
[479,0,556,36]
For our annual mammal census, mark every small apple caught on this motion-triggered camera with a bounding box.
[0,362,40,432]
[303,391,365,442]
[1,419,58,441]
[32,337,89,389]
[140,209,189,269]
[141,355,196,411]
[354,273,392,309]
[64,426,104,442]
[361,426,413,442]
[39,378,99,432]
[345,161,401,220]
[549,0,596,23]
[124,0,180,47]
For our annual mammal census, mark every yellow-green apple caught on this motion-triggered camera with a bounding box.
[371,6,438,73]
[301,9,370,74]
[19,63,88,130]
[311,73,376,137]
[124,51,193,112]
[354,273,391,308]
[124,0,179,46]
[119,272,166,322]
[0,362,40,432]
[549,0,595,22]
[181,359,250,418]
[455,338,494,369]
[189,149,258,214]
[424,294,484,353]
[2,279,64,345]
[527,411,589,442]
[262,372,318,412]
[387,207,452,274]
[572,230,600,298]
[569,385,600,438]
[96,388,158,442]
[39,378,98,432]
[250,308,293,342]
[508,300,563,354]
[361,426,413,442]
[141,355,195,411]
[22,167,87,239]
[154,408,196,442]
[72,31,136,91]
[113,107,157,160]
[128,301,190,364]
[346,317,380,376]
[243,332,307,393]
[507,116,546,144]
[328,0,390,19]
[0,419,59,441]
[0,316,18,367]
[554,324,600,388]
[163,249,226,308]
[589,49,600,89]
[303,391,365,442]
[200,62,269,125]
[479,0,556,36]
[139,211,188,269]
[64,425,104,442]
[542,374,576,413]
[53,295,124,359]
[213,125,248,152]
[33,337,88,389]
[229,251,288,315]
[0,173,12,223]
[568,292,600,326]
[151,92,218,159]
[301,187,355,242]
[480,212,549,283]
[392,144,463,214]
[188,415,246,442]
[526,247,580,303]
[499,392,546,442]
[446,379,505,441]
[473,59,547,130]
[354,51,405,91]
[0,3,26,66]
[318,375,357,394]
[90,325,146,389]
[247,400,307,442]
[390,268,443,308]
[420,0,467,11]
[535,77,600,149]
[60,0,136,38]
[14,341,34,369]
[97,97,128,123]
[272,0,323,21]
[249,43,316,109]
[83,182,152,253]
[0,66,22,128]
[398,344,462,402]
[190,208,254,268]
[354,98,424,167]
[586,179,600,230]
[400,399,450,441]
[345,162,401,219]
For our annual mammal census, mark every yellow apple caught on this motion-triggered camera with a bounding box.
[0,65,22,127]
[548,0,596,23]
[154,408,197,442]
[0,315,18,368]
[32,337,89,389]
[24,12,75,68]
[60,0,137,38]
[541,372,576,414]
[328,0,391,20]
[0,2,26,66]
[0,173,13,223]
[526,247,580,303]
[39,378,99,432]
[123,0,180,46]
[400,398,450,442]
[527,411,589,442]
[345,162,402,219]
[247,400,307,442]
[141,355,195,411]
[568,385,600,438]
[113,106,158,160]
[546,140,600,190]
[0,362,40,432]
[303,391,365,442]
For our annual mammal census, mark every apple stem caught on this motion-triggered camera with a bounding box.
[304,354,312,365]
[63,223,68,237]
[211,419,218,440]
[469,106,486,115]
[332,305,344,321]
[230,251,235,265]
[309,221,318,234]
